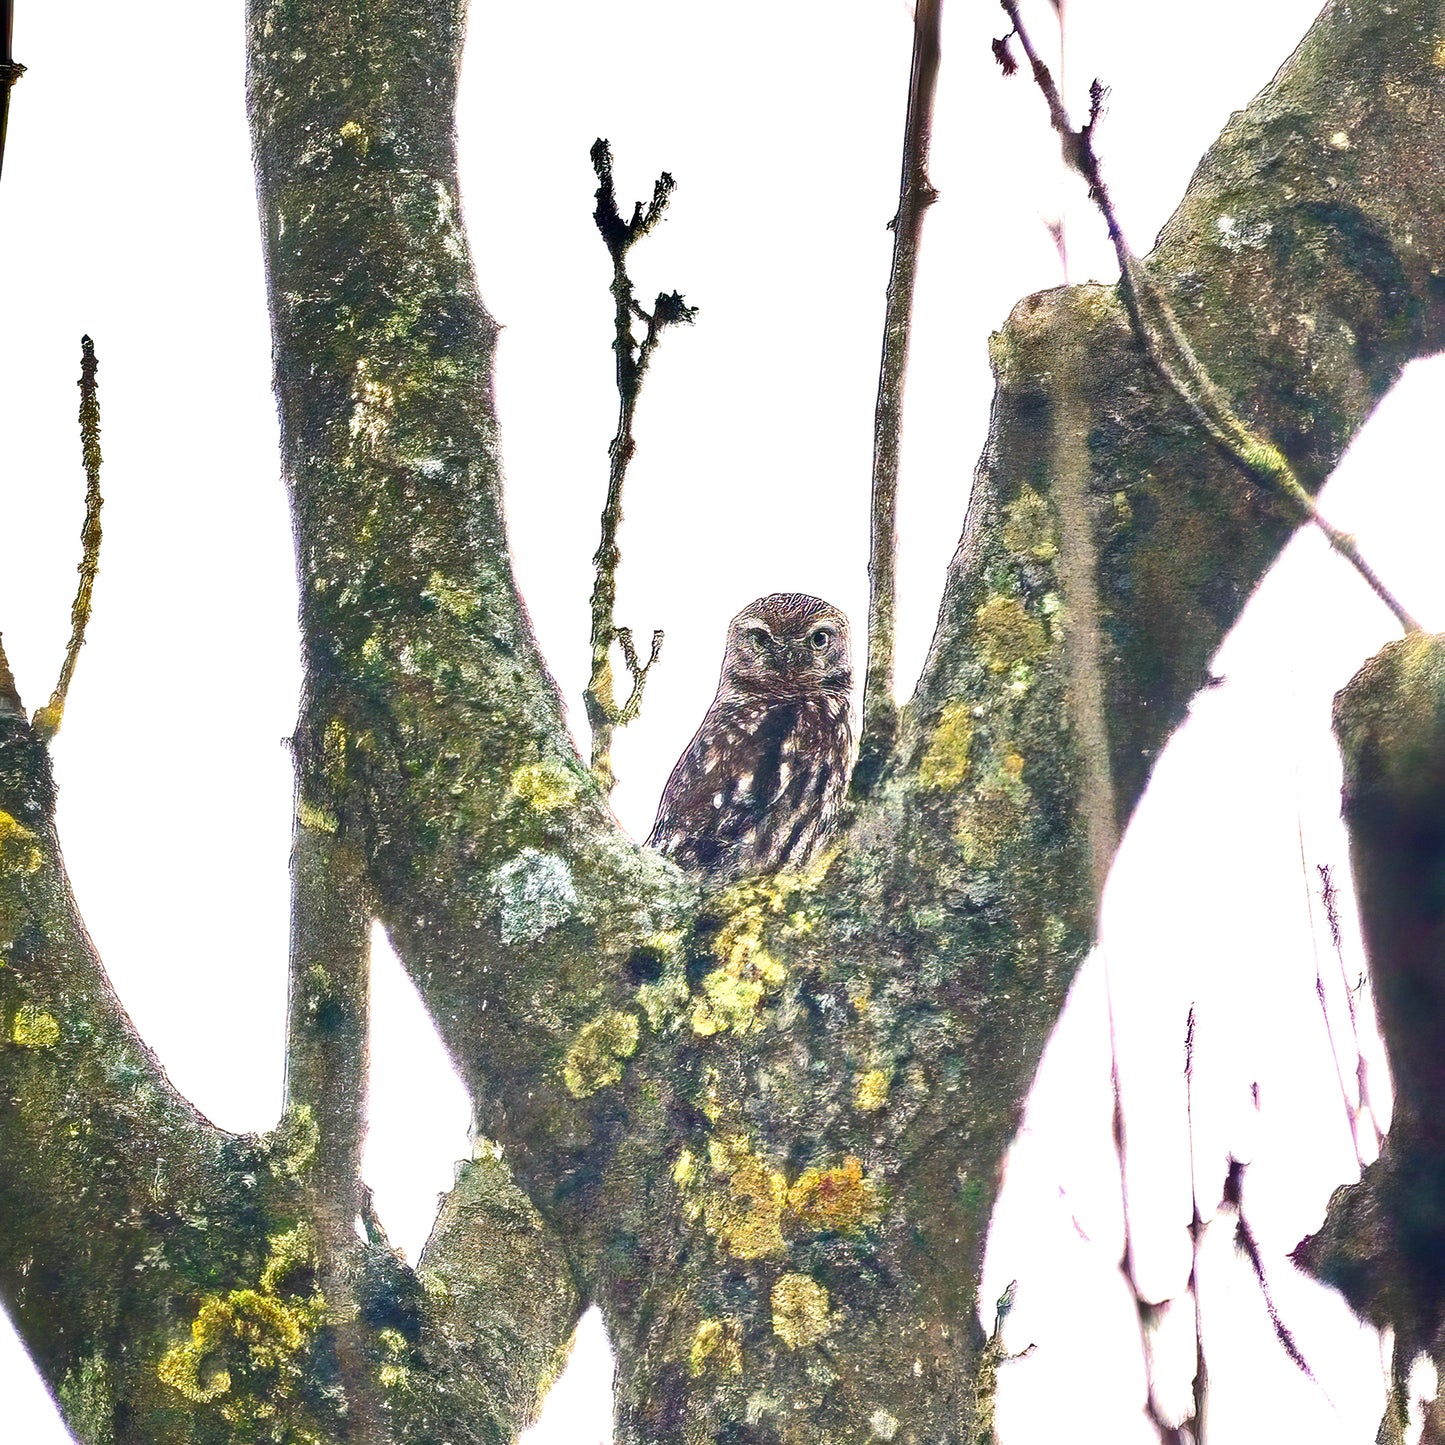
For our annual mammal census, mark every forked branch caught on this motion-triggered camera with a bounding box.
[858,0,944,792]
[33,335,103,740]
[995,1,1421,636]
[584,138,695,794]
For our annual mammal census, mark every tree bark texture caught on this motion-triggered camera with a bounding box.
[1,0,1443,1440]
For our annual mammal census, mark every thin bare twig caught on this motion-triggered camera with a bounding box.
[1220,1156,1322,1390]
[1318,861,1384,1154]
[0,0,25,185]
[1184,1007,1208,1445]
[1103,956,1185,1445]
[584,138,694,794]
[1300,832,1364,1167]
[34,335,103,740]
[995,2,1421,636]
[858,0,944,792]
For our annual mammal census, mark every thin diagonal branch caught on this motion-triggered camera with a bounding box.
[584,139,693,794]
[858,0,943,793]
[996,1,1421,636]
[33,335,103,740]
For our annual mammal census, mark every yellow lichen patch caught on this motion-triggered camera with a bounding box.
[1002,485,1058,562]
[296,798,339,835]
[1001,750,1025,780]
[510,758,583,814]
[423,570,483,621]
[0,810,41,875]
[770,1274,832,1350]
[11,1005,60,1050]
[376,1327,410,1390]
[30,703,63,738]
[975,595,1048,675]
[158,1288,325,1410]
[918,703,975,791]
[787,1156,881,1235]
[158,1222,328,1432]
[693,1135,788,1260]
[563,1010,640,1098]
[853,1069,890,1113]
[673,1147,698,1188]
[689,1317,743,1377]
[690,876,814,1036]
[337,119,370,154]
[259,1224,318,1296]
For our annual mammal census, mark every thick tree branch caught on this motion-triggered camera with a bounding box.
[858,0,943,792]
[238,0,1445,1438]
[998,0,1421,636]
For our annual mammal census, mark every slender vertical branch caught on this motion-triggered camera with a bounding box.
[33,335,103,740]
[1103,957,1179,1445]
[858,0,943,791]
[1184,1008,1208,1445]
[996,1,1420,636]
[0,0,24,185]
[584,139,693,794]
[285,807,372,1219]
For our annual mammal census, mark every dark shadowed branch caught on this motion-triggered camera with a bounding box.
[858,0,943,792]
[996,0,1421,636]
[0,0,23,184]
[33,335,102,740]
[584,137,694,794]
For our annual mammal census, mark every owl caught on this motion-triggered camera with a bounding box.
[648,593,855,882]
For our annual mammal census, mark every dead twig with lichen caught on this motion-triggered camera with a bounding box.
[857,0,943,794]
[994,1,1420,636]
[584,138,694,794]
[33,335,103,740]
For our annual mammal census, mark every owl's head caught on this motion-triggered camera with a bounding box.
[719,593,852,701]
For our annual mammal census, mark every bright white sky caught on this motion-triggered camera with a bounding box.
[2,1,1439,1440]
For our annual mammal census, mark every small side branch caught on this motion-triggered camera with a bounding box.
[858,0,944,791]
[34,335,103,740]
[584,139,694,794]
[0,0,25,185]
[995,2,1420,637]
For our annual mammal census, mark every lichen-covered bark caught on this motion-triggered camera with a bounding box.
[3,0,1445,1440]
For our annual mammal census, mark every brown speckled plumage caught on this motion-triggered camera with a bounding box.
[649,594,856,881]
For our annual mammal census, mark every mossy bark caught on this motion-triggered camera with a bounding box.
[3,0,1444,1440]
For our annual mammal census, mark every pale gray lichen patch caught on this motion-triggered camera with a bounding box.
[489,848,579,944]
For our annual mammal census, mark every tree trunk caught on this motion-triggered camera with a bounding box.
[1,0,1443,1440]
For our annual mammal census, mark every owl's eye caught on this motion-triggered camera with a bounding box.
[746,626,771,648]
[809,627,833,651]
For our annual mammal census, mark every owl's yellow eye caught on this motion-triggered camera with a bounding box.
[810,628,832,650]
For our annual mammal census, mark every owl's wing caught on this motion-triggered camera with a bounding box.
[648,700,844,878]
[647,702,778,875]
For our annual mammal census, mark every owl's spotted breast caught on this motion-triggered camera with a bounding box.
[649,594,855,882]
